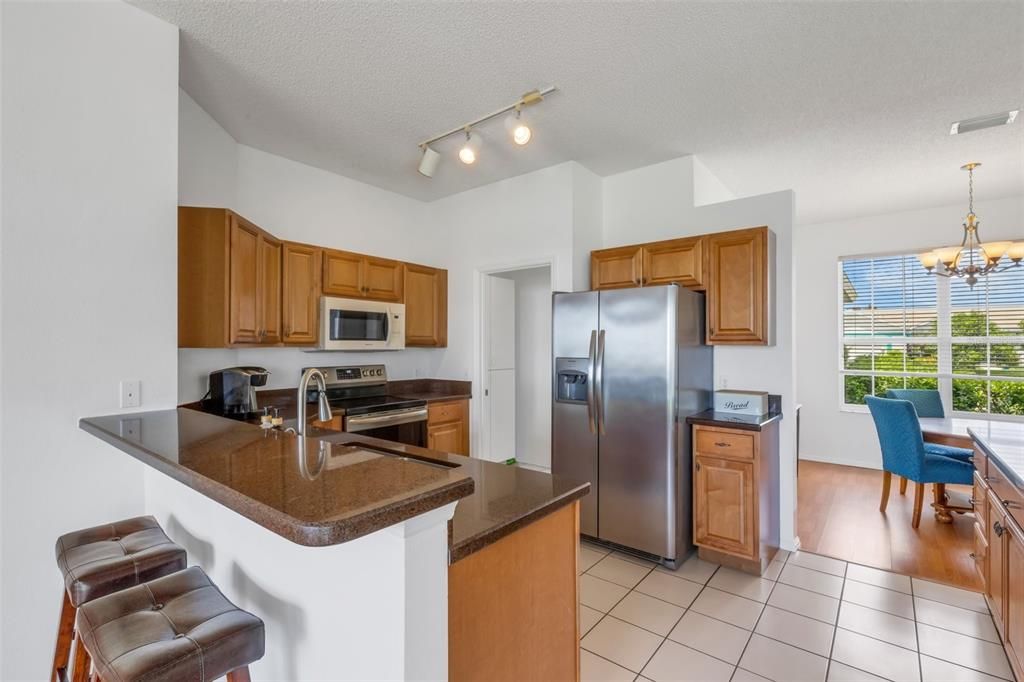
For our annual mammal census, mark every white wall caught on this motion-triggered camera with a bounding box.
[179,89,237,209]
[429,163,578,456]
[603,156,799,549]
[795,195,1024,469]
[493,267,552,470]
[0,3,178,678]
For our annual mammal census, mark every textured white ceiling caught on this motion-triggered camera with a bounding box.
[132,0,1023,223]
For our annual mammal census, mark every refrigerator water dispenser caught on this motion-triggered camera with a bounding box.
[555,358,589,404]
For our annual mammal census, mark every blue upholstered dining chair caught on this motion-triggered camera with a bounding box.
[883,388,945,417]
[865,396,974,529]
[881,389,972,495]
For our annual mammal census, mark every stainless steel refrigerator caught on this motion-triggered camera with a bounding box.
[552,284,713,567]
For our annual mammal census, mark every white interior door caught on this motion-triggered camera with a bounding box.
[484,276,516,462]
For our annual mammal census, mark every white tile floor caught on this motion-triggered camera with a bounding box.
[579,542,1017,682]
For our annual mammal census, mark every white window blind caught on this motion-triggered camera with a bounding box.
[839,252,1024,417]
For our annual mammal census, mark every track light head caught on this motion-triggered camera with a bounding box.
[505,107,532,146]
[418,145,440,177]
[459,130,480,165]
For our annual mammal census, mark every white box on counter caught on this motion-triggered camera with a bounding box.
[714,390,769,416]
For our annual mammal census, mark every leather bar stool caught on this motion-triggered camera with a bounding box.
[52,516,186,682]
[75,565,265,682]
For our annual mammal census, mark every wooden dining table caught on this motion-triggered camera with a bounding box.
[919,416,1020,523]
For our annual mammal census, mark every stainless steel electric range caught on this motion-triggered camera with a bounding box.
[303,364,427,447]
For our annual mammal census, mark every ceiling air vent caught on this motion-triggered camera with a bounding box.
[950,110,1018,135]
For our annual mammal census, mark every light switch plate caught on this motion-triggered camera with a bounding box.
[120,380,141,408]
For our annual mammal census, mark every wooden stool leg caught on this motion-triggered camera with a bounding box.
[912,482,924,529]
[899,476,908,495]
[71,635,92,682]
[879,470,892,512]
[51,591,76,682]
[226,666,252,682]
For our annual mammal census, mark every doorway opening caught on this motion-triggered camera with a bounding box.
[477,264,553,471]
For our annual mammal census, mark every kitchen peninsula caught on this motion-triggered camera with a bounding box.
[80,408,588,681]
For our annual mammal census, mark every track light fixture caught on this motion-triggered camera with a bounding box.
[505,107,532,146]
[417,145,440,177]
[458,129,480,165]
[415,86,556,176]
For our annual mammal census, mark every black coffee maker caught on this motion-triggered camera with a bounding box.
[206,367,270,418]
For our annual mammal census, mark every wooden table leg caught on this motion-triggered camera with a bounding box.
[932,483,956,523]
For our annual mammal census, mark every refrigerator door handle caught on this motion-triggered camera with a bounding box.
[586,330,597,434]
[596,329,607,435]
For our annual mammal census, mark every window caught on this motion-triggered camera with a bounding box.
[840,251,1024,418]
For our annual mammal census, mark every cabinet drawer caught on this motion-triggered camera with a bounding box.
[428,399,466,425]
[974,471,989,531]
[988,463,1024,532]
[694,427,755,459]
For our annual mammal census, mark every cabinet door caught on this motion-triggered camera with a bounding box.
[1007,521,1024,679]
[694,455,756,559]
[428,400,469,455]
[973,473,990,589]
[706,227,768,345]
[591,246,643,290]
[428,422,467,456]
[229,215,262,344]
[405,264,447,347]
[362,256,404,302]
[988,488,1007,630]
[282,242,321,345]
[258,235,282,344]
[323,249,364,297]
[642,237,704,289]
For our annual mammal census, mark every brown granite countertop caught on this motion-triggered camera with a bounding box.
[80,408,588,563]
[685,409,783,432]
[186,378,472,422]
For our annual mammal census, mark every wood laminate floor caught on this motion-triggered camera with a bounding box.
[797,460,980,590]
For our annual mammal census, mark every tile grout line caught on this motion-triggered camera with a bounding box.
[824,558,850,682]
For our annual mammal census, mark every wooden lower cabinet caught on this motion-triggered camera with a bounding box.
[974,445,1024,681]
[692,421,779,573]
[449,501,579,682]
[694,455,755,558]
[427,399,469,455]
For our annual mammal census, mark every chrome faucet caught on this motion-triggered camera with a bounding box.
[296,367,332,436]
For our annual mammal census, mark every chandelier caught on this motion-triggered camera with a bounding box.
[917,163,1024,287]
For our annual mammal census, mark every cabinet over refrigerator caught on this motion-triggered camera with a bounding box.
[552,285,713,568]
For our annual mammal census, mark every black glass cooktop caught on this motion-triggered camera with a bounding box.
[327,394,426,417]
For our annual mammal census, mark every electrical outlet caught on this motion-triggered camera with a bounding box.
[120,380,141,408]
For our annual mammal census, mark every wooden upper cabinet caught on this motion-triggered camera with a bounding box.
[694,454,756,559]
[405,263,448,347]
[706,226,769,345]
[591,245,643,290]
[282,242,321,345]
[178,207,285,348]
[363,255,404,301]
[643,236,704,289]
[323,249,365,298]
[228,216,262,344]
[323,249,404,301]
[259,234,282,344]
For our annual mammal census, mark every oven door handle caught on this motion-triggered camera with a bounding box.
[345,407,428,432]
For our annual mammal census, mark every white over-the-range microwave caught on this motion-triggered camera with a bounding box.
[318,296,405,351]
